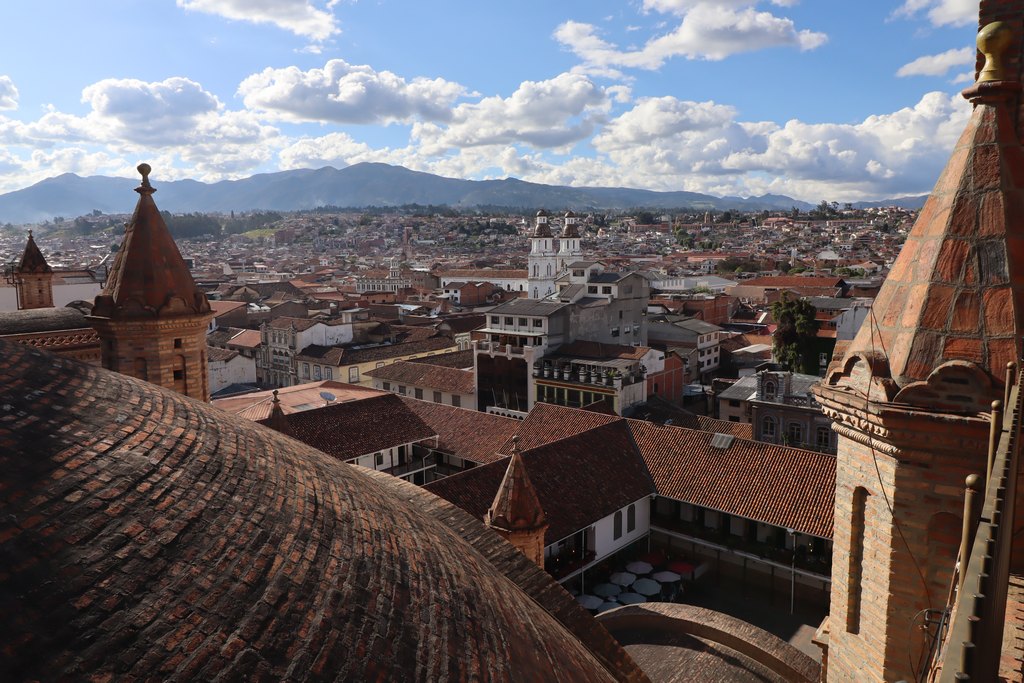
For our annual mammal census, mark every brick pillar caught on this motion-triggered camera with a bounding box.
[817,381,989,682]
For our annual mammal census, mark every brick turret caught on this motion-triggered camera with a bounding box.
[486,436,548,567]
[87,164,213,401]
[814,22,1024,682]
[15,231,54,309]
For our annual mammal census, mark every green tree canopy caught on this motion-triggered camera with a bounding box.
[770,293,820,373]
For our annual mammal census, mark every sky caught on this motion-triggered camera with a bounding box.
[0,0,982,202]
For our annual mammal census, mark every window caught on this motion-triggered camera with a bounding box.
[173,338,182,349]
[383,381,391,391]
[518,318,527,326]
[613,510,623,540]
[619,310,623,319]
[633,324,640,335]
[762,416,777,438]
[573,269,584,277]
[348,367,359,383]
[313,365,322,380]
[763,380,777,400]
[729,399,740,407]
[627,504,636,532]
[451,395,461,407]
[414,388,423,399]
[787,422,803,445]
[848,487,869,634]
[376,362,385,368]
[433,391,442,403]
[602,286,612,294]
[729,416,739,422]
[398,385,406,395]
[816,426,831,450]
[504,317,513,325]
[301,363,310,379]
[490,316,499,324]
[588,286,598,294]
[611,327,619,337]
[375,453,384,468]
[532,318,542,328]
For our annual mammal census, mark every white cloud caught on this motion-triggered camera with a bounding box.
[894,0,977,27]
[555,3,826,69]
[0,76,18,110]
[411,73,613,153]
[176,0,340,41]
[238,59,467,124]
[82,77,222,145]
[897,47,974,77]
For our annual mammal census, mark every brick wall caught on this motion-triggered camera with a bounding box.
[17,273,54,310]
[497,527,547,568]
[824,410,988,682]
[92,315,212,401]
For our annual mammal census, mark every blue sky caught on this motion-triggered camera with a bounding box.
[0,1,981,201]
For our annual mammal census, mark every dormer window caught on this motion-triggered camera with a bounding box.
[763,380,777,400]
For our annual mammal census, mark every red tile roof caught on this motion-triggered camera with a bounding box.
[628,420,835,539]
[262,393,436,460]
[91,166,211,320]
[365,361,474,395]
[498,401,621,454]
[427,419,656,545]
[17,232,51,273]
[399,397,515,465]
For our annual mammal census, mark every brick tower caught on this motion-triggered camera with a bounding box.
[15,231,54,309]
[87,164,213,401]
[814,21,1024,682]
[486,436,548,567]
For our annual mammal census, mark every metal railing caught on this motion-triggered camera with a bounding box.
[934,361,1021,682]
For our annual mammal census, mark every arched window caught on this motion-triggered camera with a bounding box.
[613,510,623,540]
[762,416,777,439]
[627,504,636,533]
[533,264,538,277]
[546,264,552,276]
[847,487,869,634]
[763,380,777,400]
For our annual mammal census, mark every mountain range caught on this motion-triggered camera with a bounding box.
[0,162,926,224]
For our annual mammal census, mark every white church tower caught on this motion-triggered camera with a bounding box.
[558,210,582,273]
[528,209,558,299]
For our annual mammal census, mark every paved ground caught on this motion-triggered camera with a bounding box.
[681,574,828,662]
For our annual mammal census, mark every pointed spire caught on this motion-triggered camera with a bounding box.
[487,436,546,531]
[91,163,211,320]
[824,22,1024,410]
[268,390,290,435]
[17,230,52,274]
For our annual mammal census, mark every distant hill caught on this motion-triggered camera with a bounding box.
[852,195,928,210]
[0,162,822,224]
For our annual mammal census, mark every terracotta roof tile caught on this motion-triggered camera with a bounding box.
[263,393,437,460]
[0,339,633,682]
[17,232,51,273]
[399,397,516,465]
[90,166,210,320]
[365,361,474,395]
[487,441,547,531]
[628,420,835,539]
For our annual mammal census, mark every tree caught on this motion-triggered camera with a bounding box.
[771,293,819,373]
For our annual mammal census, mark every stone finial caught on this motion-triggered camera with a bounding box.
[977,22,1013,83]
[136,163,154,194]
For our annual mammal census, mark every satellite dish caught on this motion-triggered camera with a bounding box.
[320,391,337,404]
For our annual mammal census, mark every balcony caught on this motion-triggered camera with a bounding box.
[533,362,645,390]
[476,340,526,356]
[650,512,832,577]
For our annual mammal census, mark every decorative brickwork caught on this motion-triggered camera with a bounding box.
[87,165,212,401]
[0,339,646,682]
[15,231,54,309]
[817,19,1024,682]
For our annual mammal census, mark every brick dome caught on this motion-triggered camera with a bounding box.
[0,340,638,682]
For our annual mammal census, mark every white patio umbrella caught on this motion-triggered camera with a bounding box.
[626,560,653,575]
[652,570,682,583]
[576,594,602,610]
[597,602,620,614]
[631,578,661,596]
[609,571,636,586]
[617,592,646,605]
[593,583,622,598]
